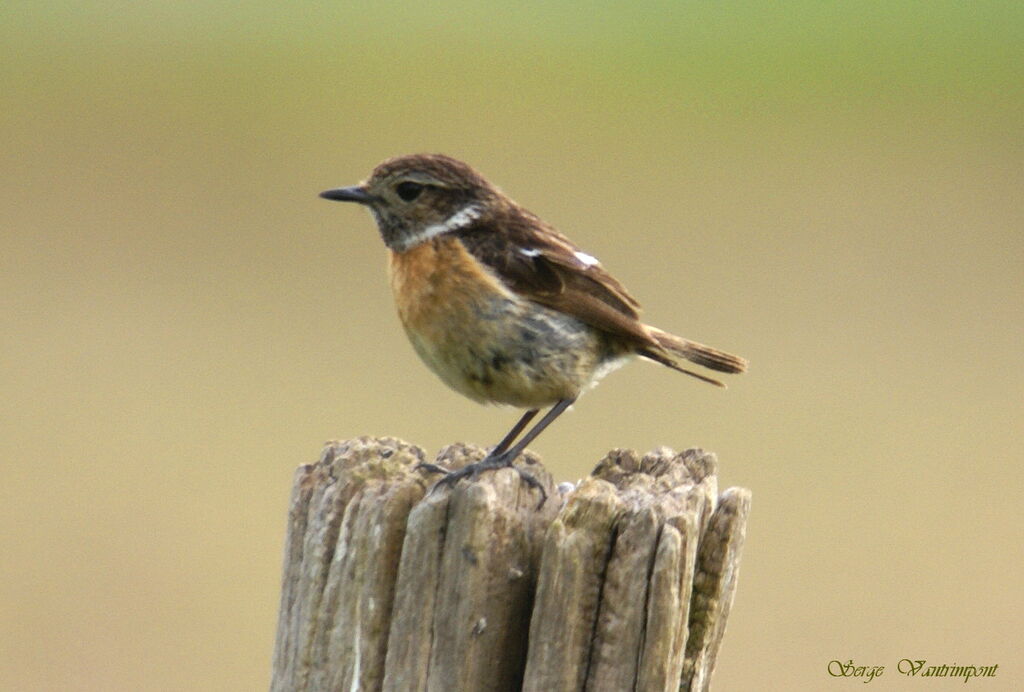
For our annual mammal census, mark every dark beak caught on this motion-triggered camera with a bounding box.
[319,185,375,204]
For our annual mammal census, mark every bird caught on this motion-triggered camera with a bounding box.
[320,154,747,504]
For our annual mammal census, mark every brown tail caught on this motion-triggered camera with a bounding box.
[645,326,748,377]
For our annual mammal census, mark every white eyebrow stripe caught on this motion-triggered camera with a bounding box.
[574,250,601,267]
[397,204,483,250]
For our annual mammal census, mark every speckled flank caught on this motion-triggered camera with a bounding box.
[388,236,629,408]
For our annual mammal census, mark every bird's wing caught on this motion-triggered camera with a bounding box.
[454,211,658,349]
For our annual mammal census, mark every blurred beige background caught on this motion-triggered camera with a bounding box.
[2,3,1021,690]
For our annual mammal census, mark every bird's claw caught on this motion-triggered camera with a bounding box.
[415,462,450,476]
[417,453,547,508]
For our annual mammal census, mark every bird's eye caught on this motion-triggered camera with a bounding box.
[395,181,425,202]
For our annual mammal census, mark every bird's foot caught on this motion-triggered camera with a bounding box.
[416,452,547,508]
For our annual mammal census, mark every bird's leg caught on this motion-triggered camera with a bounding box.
[421,398,576,507]
[490,408,540,457]
[488,398,574,467]
[415,408,539,476]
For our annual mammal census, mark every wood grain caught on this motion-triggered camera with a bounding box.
[271,438,750,691]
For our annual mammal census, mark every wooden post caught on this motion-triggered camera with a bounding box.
[271,437,750,692]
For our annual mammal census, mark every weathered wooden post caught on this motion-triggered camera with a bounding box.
[271,437,750,692]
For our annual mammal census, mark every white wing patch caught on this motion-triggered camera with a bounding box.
[574,250,601,267]
[518,248,542,258]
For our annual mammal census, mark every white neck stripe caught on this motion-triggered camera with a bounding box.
[397,204,483,251]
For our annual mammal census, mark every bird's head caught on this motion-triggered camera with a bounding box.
[321,153,502,252]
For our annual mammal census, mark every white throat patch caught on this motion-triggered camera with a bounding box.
[397,204,483,251]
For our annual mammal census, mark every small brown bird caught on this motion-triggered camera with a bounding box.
[321,154,746,502]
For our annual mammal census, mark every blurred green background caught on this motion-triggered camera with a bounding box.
[3,2,1022,689]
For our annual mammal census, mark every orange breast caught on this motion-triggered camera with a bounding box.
[388,235,513,342]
